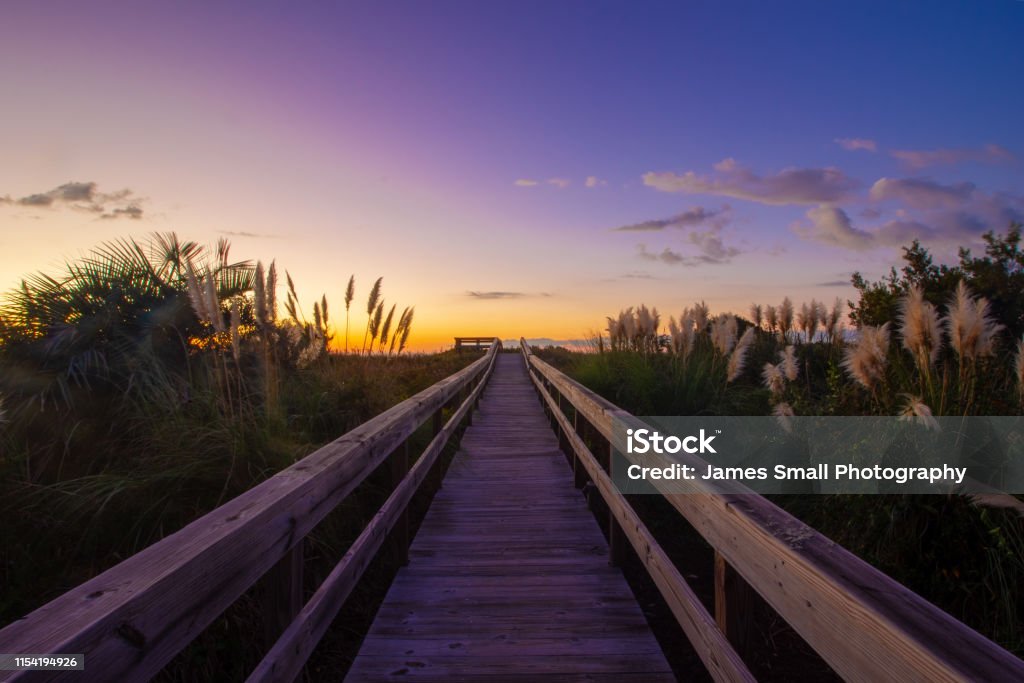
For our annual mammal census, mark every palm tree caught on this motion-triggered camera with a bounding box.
[0,232,254,409]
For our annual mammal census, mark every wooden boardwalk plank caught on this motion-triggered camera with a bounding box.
[344,354,674,681]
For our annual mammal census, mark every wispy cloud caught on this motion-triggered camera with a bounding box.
[585,176,607,188]
[793,185,1024,251]
[890,144,1015,169]
[688,226,741,262]
[637,245,685,264]
[835,138,878,152]
[218,230,280,238]
[817,280,852,287]
[466,291,525,299]
[869,177,1024,231]
[466,291,552,300]
[643,158,859,206]
[612,206,728,232]
[0,181,144,219]
[101,206,143,220]
[514,177,571,188]
[869,177,975,209]
[636,228,741,266]
[794,205,914,251]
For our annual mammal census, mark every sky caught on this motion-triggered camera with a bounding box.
[1,1,1023,350]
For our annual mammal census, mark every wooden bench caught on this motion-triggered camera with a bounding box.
[454,336,497,352]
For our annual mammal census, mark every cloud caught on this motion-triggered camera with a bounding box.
[466,291,552,300]
[0,181,144,219]
[219,230,279,238]
[100,205,143,220]
[890,144,1016,169]
[637,245,685,264]
[870,177,977,209]
[546,177,571,188]
[792,185,1024,251]
[629,203,742,267]
[835,138,878,152]
[687,227,740,262]
[635,229,741,267]
[794,205,945,252]
[514,179,539,187]
[585,176,607,188]
[817,280,852,287]
[612,206,728,232]
[643,159,859,205]
[466,291,526,299]
[793,206,875,250]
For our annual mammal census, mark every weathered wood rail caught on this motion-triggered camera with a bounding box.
[519,338,1024,683]
[0,340,502,683]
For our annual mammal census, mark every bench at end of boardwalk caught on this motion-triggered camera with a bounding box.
[454,336,497,351]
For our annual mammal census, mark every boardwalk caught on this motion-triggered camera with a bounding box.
[345,354,674,681]
[7,344,1019,681]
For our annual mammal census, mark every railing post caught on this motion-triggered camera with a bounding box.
[608,440,626,567]
[546,380,557,429]
[555,393,571,464]
[391,441,411,565]
[431,408,444,490]
[263,541,303,648]
[715,550,755,661]
[573,411,587,489]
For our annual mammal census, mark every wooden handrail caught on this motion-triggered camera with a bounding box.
[520,339,1024,683]
[0,340,501,683]
[249,343,499,682]
[519,342,754,682]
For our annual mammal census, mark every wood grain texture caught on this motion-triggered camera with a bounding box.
[714,551,755,663]
[344,354,673,682]
[523,341,1024,683]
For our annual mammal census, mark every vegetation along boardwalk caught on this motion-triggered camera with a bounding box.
[345,354,675,681]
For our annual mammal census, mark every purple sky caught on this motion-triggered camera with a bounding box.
[2,1,1022,348]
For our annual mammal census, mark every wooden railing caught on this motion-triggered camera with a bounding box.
[520,339,1024,683]
[0,339,501,683]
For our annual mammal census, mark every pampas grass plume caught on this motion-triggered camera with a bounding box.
[899,285,941,368]
[762,362,785,397]
[842,323,890,391]
[780,345,799,382]
[898,394,940,431]
[727,327,755,382]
